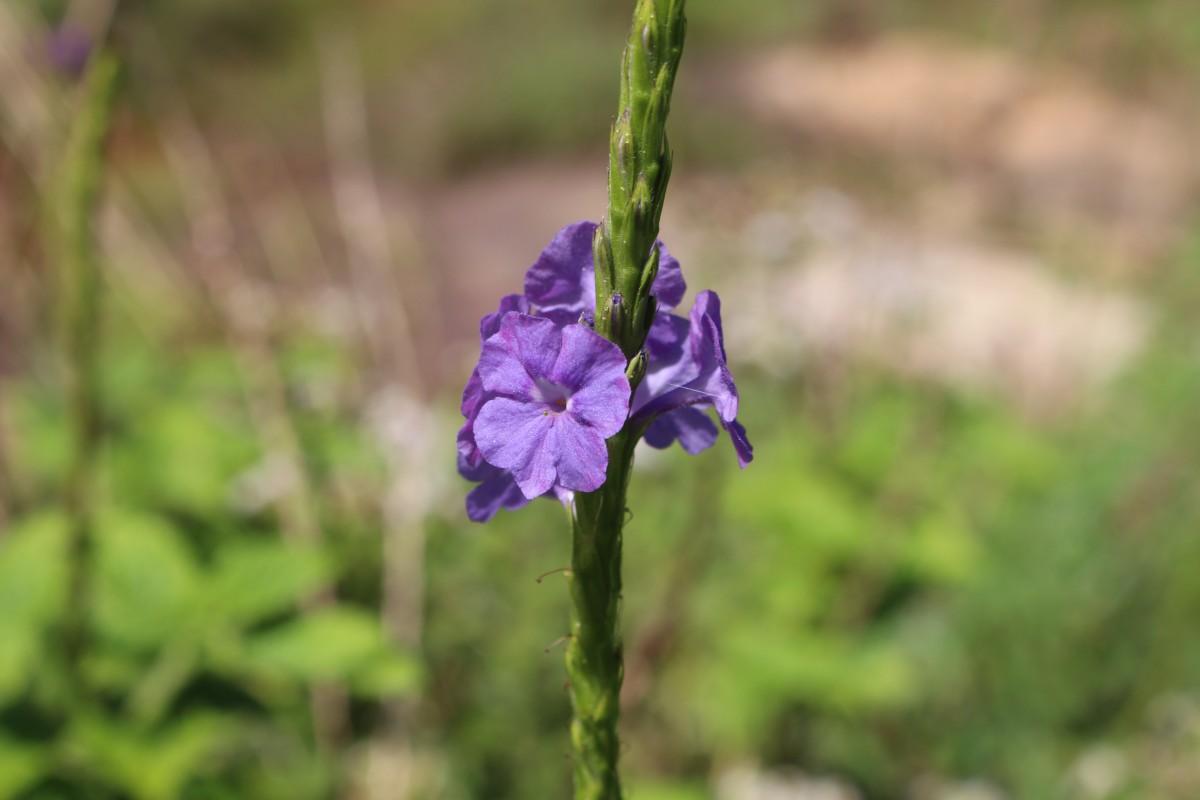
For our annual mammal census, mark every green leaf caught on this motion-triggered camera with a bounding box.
[349,651,422,698]
[0,511,69,703]
[727,463,867,558]
[109,398,256,515]
[626,780,709,800]
[0,510,70,626]
[6,386,71,493]
[71,713,232,800]
[838,392,915,483]
[0,735,49,798]
[242,606,410,684]
[203,540,330,627]
[93,509,200,649]
[902,507,980,585]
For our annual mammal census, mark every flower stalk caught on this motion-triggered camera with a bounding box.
[594,0,687,360]
[565,1,687,796]
[58,52,119,700]
[456,0,749,792]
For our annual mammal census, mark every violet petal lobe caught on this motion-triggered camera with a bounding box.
[477,313,561,400]
[475,398,559,497]
[725,418,755,469]
[651,242,686,312]
[631,290,754,466]
[524,221,687,320]
[458,370,491,468]
[458,452,531,522]
[457,421,483,470]
[480,294,531,342]
[550,324,631,438]
[461,367,485,420]
[633,291,736,421]
[524,221,597,319]
[466,476,529,522]
[458,436,573,522]
[462,295,532,467]
[642,407,718,455]
[644,310,690,366]
[547,421,610,493]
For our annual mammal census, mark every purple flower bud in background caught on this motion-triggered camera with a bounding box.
[47,23,93,77]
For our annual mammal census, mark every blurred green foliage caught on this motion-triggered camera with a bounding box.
[1,333,420,799]
[7,0,1200,798]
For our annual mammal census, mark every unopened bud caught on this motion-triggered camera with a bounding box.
[609,292,628,339]
[642,294,658,333]
[592,224,615,296]
[625,348,648,386]
[631,174,653,227]
[637,244,661,300]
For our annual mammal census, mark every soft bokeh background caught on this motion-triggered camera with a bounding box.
[3,1,1200,798]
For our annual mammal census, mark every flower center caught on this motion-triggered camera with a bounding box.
[532,377,572,415]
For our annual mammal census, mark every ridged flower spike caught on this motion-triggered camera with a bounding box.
[456,2,752,797]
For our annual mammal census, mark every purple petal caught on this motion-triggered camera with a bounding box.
[653,243,686,312]
[637,313,696,408]
[723,417,755,468]
[474,398,558,497]
[692,313,740,422]
[461,368,486,420]
[478,313,561,401]
[480,294,531,342]
[457,423,483,470]
[547,418,610,492]
[458,444,567,522]
[552,486,575,510]
[633,291,737,421]
[458,369,492,470]
[630,290,752,466]
[524,221,598,317]
[524,221,686,318]
[463,463,531,522]
[550,325,631,437]
[643,407,718,455]
[645,311,689,364]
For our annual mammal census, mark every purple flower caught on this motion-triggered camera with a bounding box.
[458,295,565,522]
[47,24,92,77]
[632,291,754,467]
[472,313,631,498]
[457,221,752,522]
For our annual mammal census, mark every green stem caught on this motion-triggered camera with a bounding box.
[58,54,119,701]
[594,0,687,359]
[565,432,635,799]
[564,3,686,796]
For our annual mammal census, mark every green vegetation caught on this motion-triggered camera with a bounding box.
[3,0,1200,798]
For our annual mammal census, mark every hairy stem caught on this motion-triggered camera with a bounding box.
[566,431,636,800]
[565,3,687,796]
